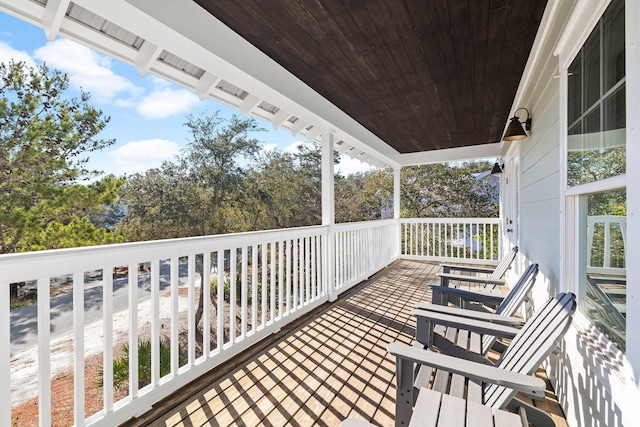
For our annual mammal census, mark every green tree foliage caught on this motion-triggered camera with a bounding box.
[567,146,625,187]
[117,112,264,329]
[0,61,120,254]
[335,169,393,222]
[400,161,498,218]
[242,143,325,230]
[117,112,263,240]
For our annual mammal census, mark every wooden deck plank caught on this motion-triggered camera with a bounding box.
[122,260,567,427]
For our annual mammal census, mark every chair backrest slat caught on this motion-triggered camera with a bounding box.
[480,263,538,354]
[483,292,576,408]
[487,246,519,286]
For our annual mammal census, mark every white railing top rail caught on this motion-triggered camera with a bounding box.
[0,221,405,281]
[334,218,397,231]
[399,217,500,224]
[0,224,331,284]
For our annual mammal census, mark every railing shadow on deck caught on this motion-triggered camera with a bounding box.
[123,260,438,426]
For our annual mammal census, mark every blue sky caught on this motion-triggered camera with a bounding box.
[0,11,372,177]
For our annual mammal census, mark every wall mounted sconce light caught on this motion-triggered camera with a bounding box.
[491,161,504,175]
[502,108,532,141]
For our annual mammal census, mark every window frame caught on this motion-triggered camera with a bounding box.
[559,0,627,355]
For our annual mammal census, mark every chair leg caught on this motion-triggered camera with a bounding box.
[506,398,557,427]
[432,288,444,305]
[395,356,415,427]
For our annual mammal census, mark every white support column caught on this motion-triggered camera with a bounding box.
[322,132,335,225]
[393,167,401,219]
[394,167,401,258]
[322,131,336,301]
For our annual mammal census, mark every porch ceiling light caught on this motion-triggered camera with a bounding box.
[502,108,532,141]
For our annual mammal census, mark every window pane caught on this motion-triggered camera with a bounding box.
[583,28,600,109]
[566,0,625,187]
[582,189,626,351]
[604,84,626,133]
[568,52,583,125]
[604,0,625,92]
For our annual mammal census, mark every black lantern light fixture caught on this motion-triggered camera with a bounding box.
[502,108,532,141]
[491,161,503,175]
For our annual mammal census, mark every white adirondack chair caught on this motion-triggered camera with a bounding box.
[433,246,518,306]
[415,263,539,357]
[388,292,577,427]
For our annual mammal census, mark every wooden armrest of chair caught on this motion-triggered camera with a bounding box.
[412,308,520,339]
[413,302,522,326]
[429,285,506,307]
[440,263,496,275]
[388,342,546,400]
[436,272,506,286]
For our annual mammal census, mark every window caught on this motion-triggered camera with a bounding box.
[582,189,626,350]
[567,0,625,187]
[567,0,626,351]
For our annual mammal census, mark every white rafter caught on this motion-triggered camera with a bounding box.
[42,0,70,41]
[134,40,162,76]
[304,126,322,142]
[238,94,262,116]
[270,109,291,129]
[289,118,308,136]
[195,72,222,100]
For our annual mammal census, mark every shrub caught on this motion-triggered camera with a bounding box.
[97,339,186,390]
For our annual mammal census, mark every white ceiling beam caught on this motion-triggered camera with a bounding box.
[270,109,291,129]
[42,0,70,41]
[396,142,501,166]
[134,40,162,76]
[0,0,43,26]
[238,94,262,116]
[195,72,221,100]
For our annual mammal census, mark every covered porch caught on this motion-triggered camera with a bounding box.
[123,259,567,427]
[1,0,638,426]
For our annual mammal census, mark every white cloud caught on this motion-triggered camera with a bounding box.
[262,143,278,152]
[280,141,374,175]
[336,154,375,175]
[0,41,36,68]
[33,38,139,103]
[136,87,200,119]
[108,139,181,174]
[282,140,313,154]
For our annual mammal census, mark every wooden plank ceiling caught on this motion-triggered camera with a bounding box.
[193,0,547,154]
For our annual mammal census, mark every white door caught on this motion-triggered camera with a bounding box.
[502,155,519,254]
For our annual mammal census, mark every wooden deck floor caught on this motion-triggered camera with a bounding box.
[123,260,567,427]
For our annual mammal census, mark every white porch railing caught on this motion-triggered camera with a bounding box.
[0,220,398,427]
[0,217,495,427]
[333,220,399,293]
[399,218,501,265]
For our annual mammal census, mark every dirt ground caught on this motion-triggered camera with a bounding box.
[11,285,245,427]
[11,351,128,427]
